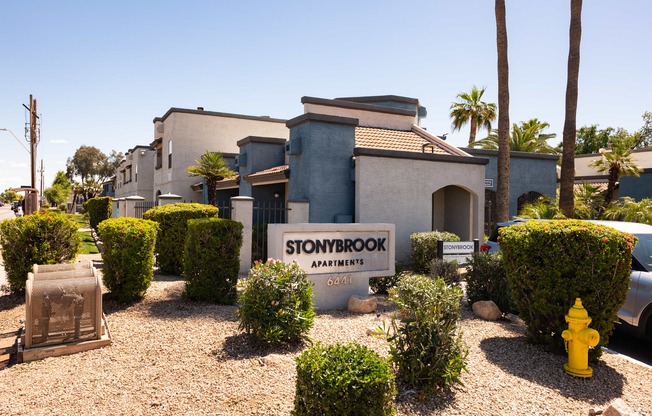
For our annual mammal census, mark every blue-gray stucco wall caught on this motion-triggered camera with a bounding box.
[237,138,286,197]
[620,171,652,200]
[287,115,356,223]
[463,148,559,218]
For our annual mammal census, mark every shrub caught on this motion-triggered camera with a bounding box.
[410,231,460,273]
[98,217,158,303]
[58,203,67,212]
[465,252,515,313]
[143,203,219,274]
[83,197,112,229]
[370,264,407,295]
[0,211,81,292]
[183,218,243,304]
[428,258,461,285]
[237,260,315,345]
[293,342,396,416]
[500,219,634,360]
[387,273,467,395]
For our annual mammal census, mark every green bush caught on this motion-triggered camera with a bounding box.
[237,260,315,345]
[0,211,81,292]
[293,342,396,416]
[465,252,515,313]
[83,197,112,229]
[387,273,467,395]
[143,203,219,274]
[98,217,158,303]
[58,203,67,212]
[183,218,243,304]
[428,258,461,285]
[410,231,460,273]
[370,264,407,295]
[500,220,635,360]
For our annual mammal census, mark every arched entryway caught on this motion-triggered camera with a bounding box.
[432,185,477,240]
[517,191,544,215]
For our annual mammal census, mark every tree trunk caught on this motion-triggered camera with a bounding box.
[559,0,583,218]
[495,0,510,222]
[469,117,478,146]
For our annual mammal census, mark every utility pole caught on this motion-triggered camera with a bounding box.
[22,95,39,213]
[28,95,37,190]
[38,159,44,202]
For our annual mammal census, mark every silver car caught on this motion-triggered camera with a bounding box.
[587,220,652,340]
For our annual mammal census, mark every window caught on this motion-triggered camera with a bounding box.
[155,146,162,169]
[168,140,172,168]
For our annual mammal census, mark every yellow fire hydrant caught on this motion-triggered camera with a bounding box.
[561,298,600,378]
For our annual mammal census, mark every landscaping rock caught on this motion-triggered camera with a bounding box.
[472,300,502,321]
[603,398,641,416]
[348,295,377,313]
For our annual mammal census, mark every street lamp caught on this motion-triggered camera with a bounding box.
[0,128,31,154]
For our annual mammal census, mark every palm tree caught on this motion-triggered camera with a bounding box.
[602,197,652,225]
[474,119,558,153]
[559,0,583,218]
[589,141,642,206]
[573,181,604,219]
[517,195,563,219]
[450,86,497,146]
[495,0,510,222]
[187,150,237,206]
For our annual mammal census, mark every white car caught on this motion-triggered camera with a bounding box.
[586,220,652,340]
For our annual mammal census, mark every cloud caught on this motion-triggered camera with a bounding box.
[50,139,68,144]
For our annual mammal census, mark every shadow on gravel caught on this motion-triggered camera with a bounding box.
[480,336,624,403]
[217,332,305,361]
[0,292,23,310]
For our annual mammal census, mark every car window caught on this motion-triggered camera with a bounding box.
[632,233,652,272]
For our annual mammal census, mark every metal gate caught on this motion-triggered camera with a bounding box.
[252,201,288,262]
[134,201,156,219]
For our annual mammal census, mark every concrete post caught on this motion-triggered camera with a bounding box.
[288,200,309,224]
[231,196,254,276]
[158,193,183,206]
[124,196,145,218]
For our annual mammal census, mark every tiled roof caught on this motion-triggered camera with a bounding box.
[245,165,288,179]
[355,127,451,155]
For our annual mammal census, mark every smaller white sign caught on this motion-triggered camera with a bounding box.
[442,242,476,254]
[485,178,494,188]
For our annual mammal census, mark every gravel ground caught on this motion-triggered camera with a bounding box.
[0,255,650,415]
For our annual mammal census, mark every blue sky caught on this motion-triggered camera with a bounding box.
[1,1,650,195]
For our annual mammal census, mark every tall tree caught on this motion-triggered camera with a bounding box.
[495,0,510,222]
[589,139,642,206]
[474,118,557,153]
[635,111,652,149]
[450,86,497,146]
[186,150,237,206]
[66,145,122,200]
[559,0,583,218]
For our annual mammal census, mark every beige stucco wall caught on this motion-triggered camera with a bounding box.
[355,154,485,262]
[303,103,416,130]
[115,148,156,199]
[153,111,288,202]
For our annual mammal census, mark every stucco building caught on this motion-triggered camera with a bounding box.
[114,145,156,199]
[150,107,288,202]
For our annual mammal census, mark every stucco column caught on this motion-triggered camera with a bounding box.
[287,200,309,224]
[124,196,145,218]
[231,196,253,276]
[158,193,183,206]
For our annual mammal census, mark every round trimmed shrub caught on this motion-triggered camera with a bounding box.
[0,211,81,292]
[500,219,635,359]
[143,203,219,274]
[410,231,460,273]
[293,342,396,416]
[183,218,243,304]
[388,273,467,394]
[83,196,112,229]
[98,217,158,303]
[237,260,315,345]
